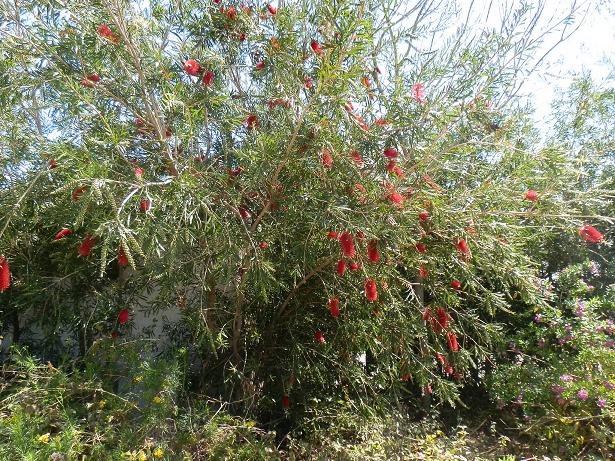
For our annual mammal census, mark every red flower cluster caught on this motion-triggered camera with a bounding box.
[321,149,333,168]
[118,308,130,325]
[140,199,151,212]
[415,243,427,254]
[267,3,277,15]
[328,298,340,318]
[314,330,325,344]
[350,150,363,166]
[97,24,119,43]
[310,40,324,56]
[524,189,538,202]
[383,147,398,159]
[327,230,338,239]
[388,192,404,207]
[364,278,378,302]
[367,239,380,263]
[456,239,470,256]
[339,231,355,258]
[246,114,259,129]
[202,70,214,87]
[450,279,462,290]
[423,307,449,334]
[336,259,346,275]
[118,247,129,267]
[55,228,72,240]
[184,59,201,76]
[579,225,603,243]
[0,256,10,292]
[78,236,96,257]
[447,331,459,352]
[281,395,291,409]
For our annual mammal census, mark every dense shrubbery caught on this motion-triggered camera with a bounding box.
[0,0,613,459]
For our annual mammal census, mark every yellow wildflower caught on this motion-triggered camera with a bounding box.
[38,433,50,444]
[153,447,164,458]
[152,395,163,404]
[98,399,106,409]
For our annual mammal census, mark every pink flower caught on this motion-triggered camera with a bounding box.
[134,166,144,178]
[411,83,426,103]
[577,389,589,401]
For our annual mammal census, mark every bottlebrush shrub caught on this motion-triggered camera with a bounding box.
[486,262,615,457]
[0,0,610,416]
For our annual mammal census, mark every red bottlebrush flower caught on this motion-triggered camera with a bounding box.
[228,166,243,177]
[393,167,405,177]
[354,184,366,194]
[140,199,151,212]
[118,308,130,325]
[388,192,404,207]
[259,241,269,249]
[134,166,144,178]
[202,70,214,87]
[255,61,266,70]
[445,364,454,375]
[282,395,291,409]
[383,147,399,159]
[314,330,325,344]
[328,298,340,318]
[118,247,129,267]
[447,331,459,352]
[356,231,366,240]
[86,73,101,83]
[327,230,338,240]
[184,59,201,76]
[80,78,94,88]
[239,207,251,219]
[419,212,430,221]
[451,279,462,290]
[411,83,426,103]
[97,24,119,43]
[436,307,449,330]
[55,228,72,240]
[364,278,378,302]
[72,186,87,201]
[226,6,238,20]
[400,373,411,382]
[373,118,390,126]
[579,225,604,243]
[420,265,429,278]
[350,150,363,166]
[524,189,538,202]
[367,239,380,263]
[246,114,259,129]
[304,76,314,89]
[435,352,446,365]
[339,231,356,258]
[78,235,96,257]
[361,75,371,89]
[48,159,58,169]
[344,101,354,112]
[0,256,10,292]
[111,331,120,340]
[386,161,397,173]
[456,239,470,256]
[336,259,346,276]
[321,150,333,168]
[349,262,360,271]
[267,3,277,14]
[268,98,289,109]
[415,243,427,254]
[310,40,324,56]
